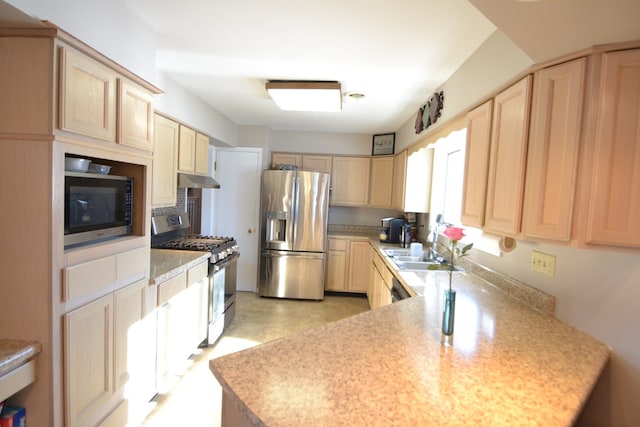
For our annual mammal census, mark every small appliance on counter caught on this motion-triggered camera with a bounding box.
[380,217,406,243]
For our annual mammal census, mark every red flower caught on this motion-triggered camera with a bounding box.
[443,226,465,242]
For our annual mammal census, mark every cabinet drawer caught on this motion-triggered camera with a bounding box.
[187,261,208,287]
[157,272,186,306]
[329,238,348,251]
[64,256,116,301]
[64,247,150,302]
[116,247,149,282]
[371,251,393,286]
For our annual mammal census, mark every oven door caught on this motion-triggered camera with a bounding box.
[207,254,239,345]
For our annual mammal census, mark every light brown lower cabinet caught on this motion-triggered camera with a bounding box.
[64,279,147,427]
[369,246,393,309]
[326,237,370,293]
[156,260,209,392]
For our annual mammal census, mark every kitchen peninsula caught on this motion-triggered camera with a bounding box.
[210,244,610,426]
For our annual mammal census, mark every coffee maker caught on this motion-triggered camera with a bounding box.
[380,217,405,243]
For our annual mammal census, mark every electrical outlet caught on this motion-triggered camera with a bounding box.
[531,250,556,278]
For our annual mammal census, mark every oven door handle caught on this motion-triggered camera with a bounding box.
[213,253,240,271]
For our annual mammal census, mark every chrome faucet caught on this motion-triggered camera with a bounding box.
[429,214,448,262]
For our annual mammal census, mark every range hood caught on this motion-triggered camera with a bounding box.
[177,173,221,189]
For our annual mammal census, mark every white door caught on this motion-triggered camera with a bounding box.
[213,147,262,292]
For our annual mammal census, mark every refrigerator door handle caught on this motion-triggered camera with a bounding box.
[291,174,300,246]
[262,251,324,260]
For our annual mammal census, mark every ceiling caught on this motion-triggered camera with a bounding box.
[121,0,640,135]
[123,0,496,134]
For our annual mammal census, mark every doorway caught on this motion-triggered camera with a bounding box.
[212,147,262,292]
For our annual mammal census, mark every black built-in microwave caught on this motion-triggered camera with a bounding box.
[64,172,133,247]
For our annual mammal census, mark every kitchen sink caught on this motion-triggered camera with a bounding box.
[392,260,462,272]
[393,255,423,262]
[383,248,413,257]
[382,248,462,272]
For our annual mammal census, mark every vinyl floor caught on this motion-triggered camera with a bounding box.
[140,291,370,426]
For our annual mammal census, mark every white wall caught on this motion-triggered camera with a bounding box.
[395,30,533,151]
[271,130,372,155]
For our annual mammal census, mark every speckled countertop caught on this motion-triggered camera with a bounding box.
[149,249,211,284]
[210,237,610,426]
[0,339,42,377]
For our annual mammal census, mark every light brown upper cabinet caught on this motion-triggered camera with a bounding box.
[59,46,155,152]
[391,150,407,211]
[369,155,394,208]
[483,76,533,236]
[59,46,117,142]
[178,125,196,173]
[195,132,210,175]
[178,125,209,175]
[461,100,493,228]
[271,152,302,169]
[270,153,332,173]
[586,49,640,248]
[331,156,370,206]
[152,115,179,207]
[301,155,332,173]
[118,79,154,151]
[523,58,586,241]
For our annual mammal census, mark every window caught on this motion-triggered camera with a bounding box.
[429,128,467,225]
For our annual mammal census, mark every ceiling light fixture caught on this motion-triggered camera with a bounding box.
[266,81,342,112]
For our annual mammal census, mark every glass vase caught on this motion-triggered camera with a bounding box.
[442,289,456,336]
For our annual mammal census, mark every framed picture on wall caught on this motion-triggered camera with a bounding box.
[372,133,395,155]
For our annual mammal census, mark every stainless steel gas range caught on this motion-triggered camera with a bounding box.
[151,212,239,346]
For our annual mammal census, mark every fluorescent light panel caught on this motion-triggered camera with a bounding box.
[266,81,342,112]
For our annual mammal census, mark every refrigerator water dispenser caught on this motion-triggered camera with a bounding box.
[266,211,288,242]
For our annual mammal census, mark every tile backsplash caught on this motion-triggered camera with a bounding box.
[151,188,187,217]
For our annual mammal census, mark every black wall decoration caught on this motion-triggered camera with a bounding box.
[414,91,444,134]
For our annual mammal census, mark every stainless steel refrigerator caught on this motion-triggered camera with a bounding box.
[259,169,330,300]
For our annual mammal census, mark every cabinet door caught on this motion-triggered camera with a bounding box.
[484,76,533,235]
[347,240,371,293]
[392,151,407,211]
[369,156,394,208]
[118,79,154,151]
[331,157,370,206]
[271,153,302,169]
[59,47,117,141]
[461,100,493,228]
[524,58,586,241]
[152,115,179,207]
[114,280,146,393]
[178,125,196,173]
[587,49,640,247]
[302,155,332,173]
[195,132,210,175]
[64,294,114,427]
[325,238,348,291]
[404,147,432,213]
[195,277,209,344]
